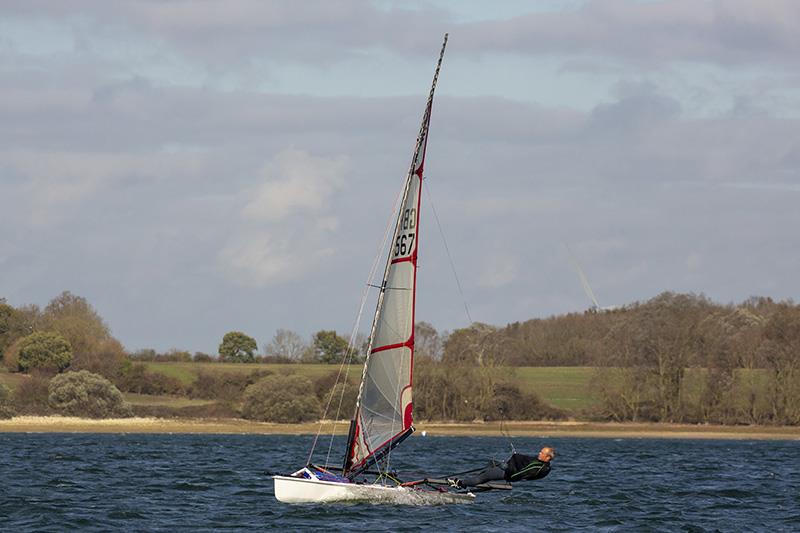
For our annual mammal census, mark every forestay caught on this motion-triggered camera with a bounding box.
[343,35,447,478]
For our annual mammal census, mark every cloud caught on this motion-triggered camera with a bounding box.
[218,148,349,287]
[1,0,451,68]
[478,253,519,289]
[460,0,800,67]
[686,252,703,272]
[218,231,336,287]
[5,0,800,73]
[242,148,349,221]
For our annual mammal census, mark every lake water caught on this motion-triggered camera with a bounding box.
[0,433,798,531]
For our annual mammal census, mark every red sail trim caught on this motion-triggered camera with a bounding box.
[370,339,413,355]
[347,426,412,473]
[407,173,423,397]
[346,419,370,473]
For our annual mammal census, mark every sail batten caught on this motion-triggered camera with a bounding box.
[343,34,447,478]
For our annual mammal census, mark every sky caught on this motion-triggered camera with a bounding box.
[1,0,799,354]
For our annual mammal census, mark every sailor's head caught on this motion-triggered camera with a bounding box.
[538,447,556,462]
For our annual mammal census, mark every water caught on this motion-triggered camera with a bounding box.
[0,433,798,531]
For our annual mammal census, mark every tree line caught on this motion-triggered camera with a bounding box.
[2,290,799,425]
[437,292,800,425]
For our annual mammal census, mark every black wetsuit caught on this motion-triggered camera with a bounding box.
[459,453,551,487]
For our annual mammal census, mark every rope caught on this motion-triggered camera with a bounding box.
[424,180,473,324]
[497,406,517,454]
[308,180,404,468]
[499,417,517,454]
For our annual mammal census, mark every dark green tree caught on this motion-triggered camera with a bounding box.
[218,331,258,362]
[312,330,350,364]
[17,331,73,373]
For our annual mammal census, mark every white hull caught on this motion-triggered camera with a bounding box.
[273,475,475,505]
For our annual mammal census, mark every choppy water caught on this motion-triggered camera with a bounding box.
[0,433,798,531]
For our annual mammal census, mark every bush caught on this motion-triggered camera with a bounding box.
[154,349,192,362]
[242,375,320,423]
[188,370,271,403]
[260,355,295,364]
[314,372,357,420]
[116,363,185,395]
[0,383,15,419]
[488,382,565,421]
[414,361,495,421]
[321,382,357,420]
[17,331,72,373]
[12,372,52,415]
[48,370,132,418]
[130,349,157,361]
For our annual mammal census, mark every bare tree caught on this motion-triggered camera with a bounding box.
[759,304,800,424]
[415,321,443,361]
[264,329,308,361]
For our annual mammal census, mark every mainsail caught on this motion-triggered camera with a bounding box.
[343,34,448,478]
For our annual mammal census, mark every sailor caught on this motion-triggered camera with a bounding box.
[450,447,556,488]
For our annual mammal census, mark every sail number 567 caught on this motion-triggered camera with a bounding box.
[394,208,416,257]
[395,234,415,256]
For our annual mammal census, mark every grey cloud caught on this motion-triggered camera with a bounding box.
[2,0,451,67]
[459,0,800,67]
[7,0,800,69]
[2,81,797,350]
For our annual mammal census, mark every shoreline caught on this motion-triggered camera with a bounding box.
[1,416,798,440]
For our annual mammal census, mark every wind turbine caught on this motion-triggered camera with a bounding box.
[565,244,616,312]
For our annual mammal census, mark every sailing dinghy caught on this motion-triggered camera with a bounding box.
[273,34,511,505]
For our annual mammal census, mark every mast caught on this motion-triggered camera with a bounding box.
[343,34,448,477]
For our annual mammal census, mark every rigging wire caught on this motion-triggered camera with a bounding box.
[308,182,407,468]
[498,410,517,455]
[425,180,521,451]
[423,180,473,325]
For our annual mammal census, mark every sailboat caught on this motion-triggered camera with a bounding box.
[273,35,509,505]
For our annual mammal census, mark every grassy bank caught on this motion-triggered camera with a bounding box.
[130,363,601,410]
[1,416,798,440]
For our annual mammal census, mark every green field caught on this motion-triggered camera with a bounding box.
[510,367,598,410]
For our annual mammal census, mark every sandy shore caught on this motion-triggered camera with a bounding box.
[1,416,798,440]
